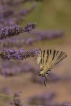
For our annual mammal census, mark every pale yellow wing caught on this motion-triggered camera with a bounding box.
[36,49,67,69]
[36,50,41,64]
[46,49,54,69]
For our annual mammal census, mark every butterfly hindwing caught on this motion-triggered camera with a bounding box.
[50,50,67,68]
[42,49,67,69]
[55,51,67,64]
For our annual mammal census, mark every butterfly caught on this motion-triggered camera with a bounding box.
[36,48,67,86]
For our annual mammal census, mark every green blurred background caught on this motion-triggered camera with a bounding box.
[20,0,71,45]
[21,0,71,31]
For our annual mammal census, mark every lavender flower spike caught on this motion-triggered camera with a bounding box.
[0,48,39,60]
[0,22,36,39]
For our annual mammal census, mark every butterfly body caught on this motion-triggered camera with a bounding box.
[36,49,67,86]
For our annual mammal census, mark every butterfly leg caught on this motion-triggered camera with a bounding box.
[43,76,47,86]
[44,75,50,87]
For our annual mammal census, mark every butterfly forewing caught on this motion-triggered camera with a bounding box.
[50,50,61,66]
[36,49,67,68]
[46,49,54,68]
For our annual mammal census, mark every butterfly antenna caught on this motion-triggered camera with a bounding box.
[39,43,45,50]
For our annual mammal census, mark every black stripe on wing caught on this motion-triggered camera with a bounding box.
[50,49,52,54]
[46,50,49,64]
[56,51,59,55]
[40,50,42,64]
[52,50,57,60]
[43,50,45,65]
[46,49,57,64]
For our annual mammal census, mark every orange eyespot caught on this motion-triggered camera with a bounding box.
[41,68,44,71]
[41,66,44,71]
[41,68,43,70]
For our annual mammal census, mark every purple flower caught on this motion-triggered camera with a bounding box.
[24,22,36,33]
[9,49,16,54]
[31,29,64,40]
[26,37,34,45]
[53,30,65,37]
[0,48,37,60]
[33,48,39,55]
[46,30,53,39]
[20,8,28,15]
[2,87,10,95]
[0,22,36,39]
[14,92,20,97]
[9,101,13,105]
[37,36,42,40]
